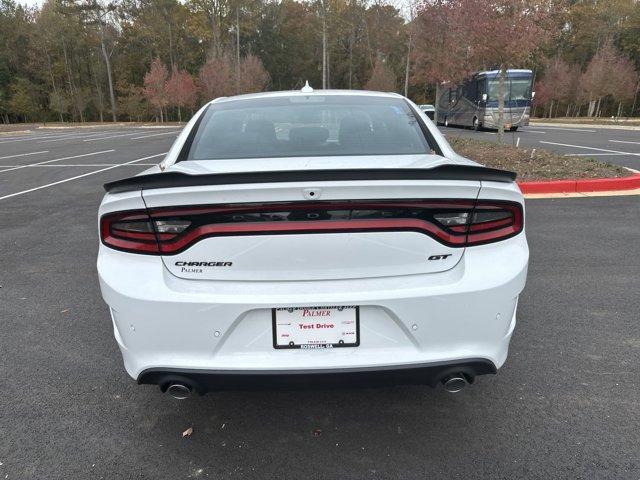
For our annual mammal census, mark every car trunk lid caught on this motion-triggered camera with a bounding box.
[138,156,483,281]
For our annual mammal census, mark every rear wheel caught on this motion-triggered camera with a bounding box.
[509,126,518,132]
[473,117,481,131]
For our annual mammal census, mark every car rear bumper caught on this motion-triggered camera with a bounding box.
[139,359,497,393]
[98,233,528,385]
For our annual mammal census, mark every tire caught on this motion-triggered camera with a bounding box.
[510,126,518,132]
[473,117,480,131]
[444,117,449,127]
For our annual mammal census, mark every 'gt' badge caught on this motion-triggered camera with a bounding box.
[428,254,452,260]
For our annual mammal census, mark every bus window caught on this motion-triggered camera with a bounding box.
[487,77,532,101]
[477,79,486,102]
[508,79,532,101]
[487,80,500,101]
[467,80,477,102]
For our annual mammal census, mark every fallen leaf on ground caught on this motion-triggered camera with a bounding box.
[313,428,322,437]
[182,427,193,437]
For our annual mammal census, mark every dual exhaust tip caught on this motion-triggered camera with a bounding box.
[164,374,469,399]
[441,374,468,393]
[166,383,192,400]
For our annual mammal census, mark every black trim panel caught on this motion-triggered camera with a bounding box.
[405,99,443,155]
[104,166,517,193]
[137,359,497,393]
[176,104,210,162]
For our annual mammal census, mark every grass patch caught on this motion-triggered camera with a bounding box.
[447,137,632,181]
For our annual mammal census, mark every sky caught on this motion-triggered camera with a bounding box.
[18,0,44,7]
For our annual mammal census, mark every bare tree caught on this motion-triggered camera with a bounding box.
[403,0,418,97]
[581,40,638,117]
[237,54,270,94]
[365,55,396,91]
[198,56,235,100]
[320,0,328,89]
[478,0,554,142]
[59,0,118,121]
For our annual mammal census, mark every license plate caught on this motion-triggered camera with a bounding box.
[272,306,360,349]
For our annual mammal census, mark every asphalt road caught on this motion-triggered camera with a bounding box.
[440,123,640,170]
[0,126,639,479]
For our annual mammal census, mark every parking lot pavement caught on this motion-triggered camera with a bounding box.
[0,127,179,201]
[440,124,640,170]
[0,127,639,479]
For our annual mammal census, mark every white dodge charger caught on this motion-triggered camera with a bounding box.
[98,88,528,398]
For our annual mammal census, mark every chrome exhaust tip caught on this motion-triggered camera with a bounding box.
[442,375,467,393]
[166,383,192,400]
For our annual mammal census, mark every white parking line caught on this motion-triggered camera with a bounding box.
[0,150,115,173]
[0,133,33,140]
[0,150,49,160]
[563,153,628,156]
[38,131,132,143]
[131,131,180,140]
[0,163,157,167]
[540,141,640,157]
[609,140,640,146]
[0,131,103,144]
[83,132,146,142]
[0,135,63,144]
[0,152,166,202]
[536,126,597,133]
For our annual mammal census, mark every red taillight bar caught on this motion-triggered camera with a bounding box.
[99,200,524,255]
[155,218,468,253]
[100,210,161,254]
[467,203,523,246]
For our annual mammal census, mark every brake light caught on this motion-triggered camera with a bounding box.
[100,210,160,254]
[466,202,523,246]
[100,200,523,255]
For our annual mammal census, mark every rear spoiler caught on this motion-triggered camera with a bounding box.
[103,165,517,194]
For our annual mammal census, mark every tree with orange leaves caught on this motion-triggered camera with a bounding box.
[166,67,197,122]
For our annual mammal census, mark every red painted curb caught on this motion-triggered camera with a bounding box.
[518,173,640,194]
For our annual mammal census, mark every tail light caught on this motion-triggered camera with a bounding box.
[100,200,523,255]
[466,202,523,246]
[100,211,159,254]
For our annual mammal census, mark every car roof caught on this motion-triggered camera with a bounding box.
[208,89,404,105]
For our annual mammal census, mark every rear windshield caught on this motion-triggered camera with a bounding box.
[185,95,432,160]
